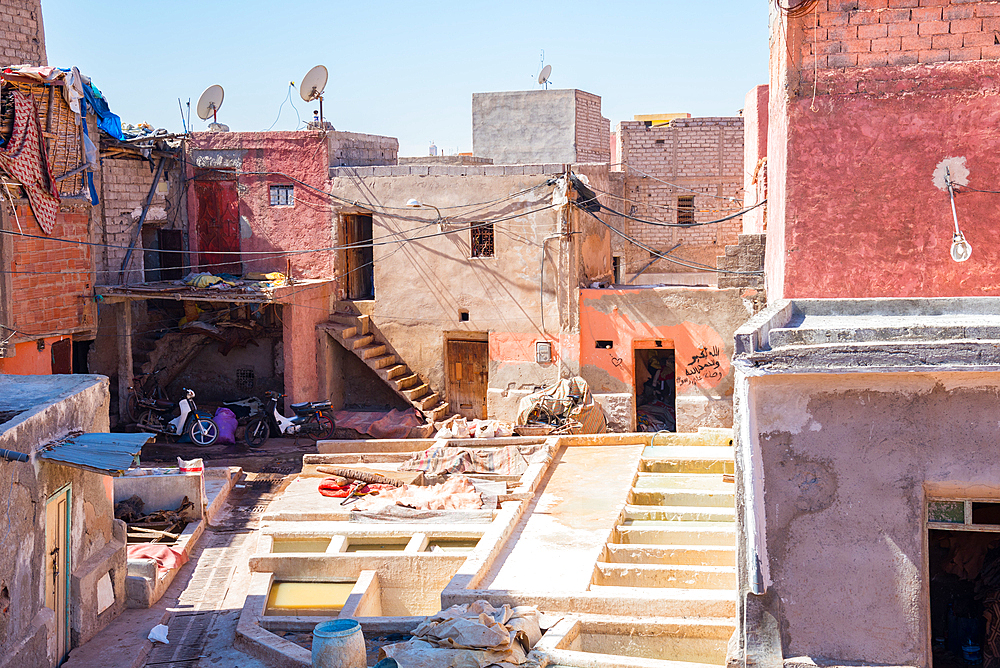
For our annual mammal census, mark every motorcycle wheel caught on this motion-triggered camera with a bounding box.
[244,417,270,449]
[125,395,140,424]
[136,410,158,433]
[188,417,219,446]
[305,412,335,441]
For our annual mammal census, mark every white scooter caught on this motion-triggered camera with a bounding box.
[243,391,334,448]
[137,388,219,446]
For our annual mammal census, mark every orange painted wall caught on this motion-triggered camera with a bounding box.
[0,336,68,375]
[578,289,730,396]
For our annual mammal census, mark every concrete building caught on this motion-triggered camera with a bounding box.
[0,375,148,668]
[472,89,610,166]
[612,115,746,287]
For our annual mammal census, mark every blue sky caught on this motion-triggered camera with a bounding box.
[42,1,770,157]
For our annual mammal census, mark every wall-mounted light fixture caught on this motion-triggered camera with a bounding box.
[933,157,972,263]
[406,198,443,231]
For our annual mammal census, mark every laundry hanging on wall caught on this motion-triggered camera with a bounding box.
[0,88,60,234]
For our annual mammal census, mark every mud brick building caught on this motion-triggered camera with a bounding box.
[613,116,745,286]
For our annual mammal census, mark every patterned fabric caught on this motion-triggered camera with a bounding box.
[0,88,59,234]
[400,445,537,476]
[516,376,607,434]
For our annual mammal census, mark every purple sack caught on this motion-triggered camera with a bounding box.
[214,407,238,444]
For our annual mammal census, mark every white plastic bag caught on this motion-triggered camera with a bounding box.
[148,623,170,644]
[475,421,496,439]
[177,457,204,474]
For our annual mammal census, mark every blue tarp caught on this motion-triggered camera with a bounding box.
[82,80,124,141]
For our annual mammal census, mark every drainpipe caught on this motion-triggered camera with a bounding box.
[0,448,28,463]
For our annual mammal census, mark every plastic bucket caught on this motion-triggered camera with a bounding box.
[312,619,365,668]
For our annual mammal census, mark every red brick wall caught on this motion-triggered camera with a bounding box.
[1,202,95,369]
[0,0,45,67]
[797,0,1000,70]
[615,118,744,278]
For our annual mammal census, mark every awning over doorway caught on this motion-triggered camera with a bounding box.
[37,432,153,476]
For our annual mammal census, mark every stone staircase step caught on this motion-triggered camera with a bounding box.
[359,344,387,360]
[641,446,735,475]
[428,402,450,421]
[584,585,736,617]
[648,428,734,448]
[416,392,441,410]
[368,354,397,369]
[348,334,373,350]
[379,364,407,380]
[624,505,735,523]
[616,522,735,547]
[593,563,736,590]
[603,544,736,567]
[394,373,421,390]
[633,473,734,492]
[402,384,430,401]
[630,489,735,508]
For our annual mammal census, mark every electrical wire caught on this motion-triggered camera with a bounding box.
[774,0,820,18]
[263,84,297,132]
[624,165,741,201]
[573,202,763,276]
[597,199,766,229]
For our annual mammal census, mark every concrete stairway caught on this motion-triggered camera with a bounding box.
[319,313,451,422]
[589,428,736,666]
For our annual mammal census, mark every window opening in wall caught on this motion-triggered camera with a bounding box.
[596,340,613,349]
[471,222,494,258]
[270,185,294,206]
[612,256,621,284]
[634,347,675,432]
[928,499,1000,663]
[677,196,695,226]
[459,310,470,322]
[236,367,256,392]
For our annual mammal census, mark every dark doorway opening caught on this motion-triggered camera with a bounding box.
[343,214,374,300]
[634,347,675,432]
[72,340,92,374]
[158,229,184,280]
[929,528,1000,667]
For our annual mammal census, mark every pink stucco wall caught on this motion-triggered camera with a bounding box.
[277,281,332,406]
[185,131,335,280]
[742,84,768,235]
[775,61,1000,298]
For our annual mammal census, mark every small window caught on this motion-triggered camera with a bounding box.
[595,340,613,349]
[270,185,294,206]
[677,195,695,226]
[471,222,494,258]
[612,256,621,284]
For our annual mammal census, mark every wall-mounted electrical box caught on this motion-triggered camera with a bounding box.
[536,341,552,364]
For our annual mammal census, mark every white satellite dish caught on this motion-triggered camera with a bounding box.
[197,85,224,122]
[538,64,552,89]
[300,65,328,127]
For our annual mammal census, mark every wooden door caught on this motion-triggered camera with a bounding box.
[45,485,70,663]
[50,338,72,374]
[195,176,241,275]
[344,214,374,300]
[447,340,488,419]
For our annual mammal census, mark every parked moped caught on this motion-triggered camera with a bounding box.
[243,391,335,448]
[137,388,219,446]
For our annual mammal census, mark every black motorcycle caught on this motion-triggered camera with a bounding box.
[243,391,335,448]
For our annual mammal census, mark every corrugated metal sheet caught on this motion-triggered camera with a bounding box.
[38,432,153,476]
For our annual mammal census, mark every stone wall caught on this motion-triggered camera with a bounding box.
[615,117,744,279]
[0,0,45,67]
[327,131,398,167]
[98,157,171,285]
[575,90,611,164]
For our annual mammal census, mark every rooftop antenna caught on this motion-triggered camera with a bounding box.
[538,64,552,90]
[300,65,328,127]
[197,84,225,125]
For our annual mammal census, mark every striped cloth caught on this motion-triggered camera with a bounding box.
[400,445,530,476]
[0,88,60,233]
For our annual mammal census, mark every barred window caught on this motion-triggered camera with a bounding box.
[471,222,494,258]
[270,184,294,206]
[677,195,695,226]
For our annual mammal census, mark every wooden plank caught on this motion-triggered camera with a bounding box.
[446,340,488,420]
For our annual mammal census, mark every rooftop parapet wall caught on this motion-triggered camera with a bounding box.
[327,130,398,167]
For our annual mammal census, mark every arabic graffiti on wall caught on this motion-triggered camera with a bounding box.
[677,345,723,389]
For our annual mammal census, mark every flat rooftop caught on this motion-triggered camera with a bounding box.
[735,297,1000,371]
